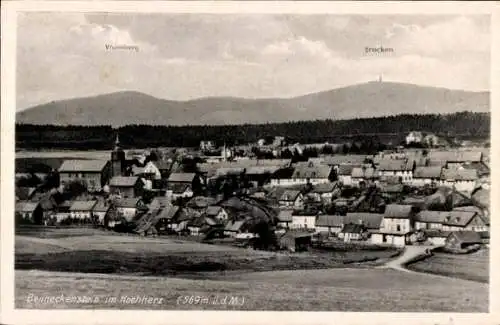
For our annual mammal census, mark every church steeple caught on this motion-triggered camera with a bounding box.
[111,133,125,177]
[114,134,121,149]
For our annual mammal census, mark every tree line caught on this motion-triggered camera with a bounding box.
[16,111,490,150]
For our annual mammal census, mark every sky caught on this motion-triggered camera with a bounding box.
[16,13,491,111]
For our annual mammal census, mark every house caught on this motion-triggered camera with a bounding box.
[428,150,483,168]
[278,190,304,210]
[439,168,478,194]
[15,201,43,224]
[351,167,377,187]
[412,166,442,187]
[423,229,451,246]
[187,216,215,236]
[441,210,487,232]
[58,159,111,192]
[92,200,111,225]
[310,182,339,203]
[245,166,281,187]
[336,165,354,186]
[167,172,201,198]
[279,231,312,252]
[153,205,181,233]
[445,231,481,249]
[109,176,144,198]
[167,183,194,200]
[68,200,97,222]
[52,200,72,223]
[291,163,334,185]
[131,161,162,181]
[377,159,415,184]
[115,197,146,222]
[344,213,384,233]
[321,155,368,168]
[205,206,228,222]
[338,223,368,242]
[371,204,416,246]
[291,210,318,230]
[406,131,423,145]
[415,210,447,231]
[315,214,344,234]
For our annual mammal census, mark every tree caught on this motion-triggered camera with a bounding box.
[63,180,87,199]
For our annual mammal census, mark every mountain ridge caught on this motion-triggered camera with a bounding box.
[17,82,490,127]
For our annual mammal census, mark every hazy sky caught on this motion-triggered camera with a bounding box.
[17,13,490,110]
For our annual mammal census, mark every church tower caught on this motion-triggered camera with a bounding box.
[111,134,125,177]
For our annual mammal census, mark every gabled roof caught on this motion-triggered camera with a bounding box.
[429,151,482,163]
[441,168,478,181]
[351,167,377,179]
[312,182,338,194]
[341,223,366,234]
[246,166,280,175]
[271,167,295,180]
[168,173,196,183]
[415,210,448,224]
[115,197,142,208]
[337,164,355,176]
[423,229,451,238]
[186,196,218,209]
[69,200,97,211]
[447,231,481,243]
[279,190,302,202]
[59,160,108,173]
[292,165,332,179]
[316,214,343,227]
[442,211,477,227]
[167,183,192,194]
[321,155,368,166]
[15,201,40,212]
[378,159,413,172]
[215,167,245,177]
[109,176,140,187]
[413,166,442,179]
[344,213,384,229]
[384,204,414,219]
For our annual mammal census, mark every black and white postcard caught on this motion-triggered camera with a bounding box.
[1,2,498,325]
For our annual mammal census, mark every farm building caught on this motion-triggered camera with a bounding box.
[336,165,355,186]
[69,200,97,222]
[269,167,295,187]
[377,159,415,184]
[310,182,340,203]
[92,200,111,225]
[291,210,318,230]
[291,163,334,185]
[351,167,378,187]
[412,166,442,187]
[109,176,144,198]
[423,229,451,246]
[441,210,487,232]
[445,231,482,249]
[54,200,73,223]
[315,214,344,234]
[338,223,368,242]
[115,197,146,222]
[278,190,304,210]
[58,159,111,192]
[279,231,312,252]
[204,206,229,222]
[415,211,447,231]
[15,201,43,224]
[439,168,479,194]
[344,213,384,233]
[371,204,417,246]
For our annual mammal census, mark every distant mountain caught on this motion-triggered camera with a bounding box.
[16,82,490,127]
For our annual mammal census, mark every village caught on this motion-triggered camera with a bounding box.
[15,130,490,254]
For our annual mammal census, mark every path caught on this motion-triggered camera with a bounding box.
[378,245,435,273]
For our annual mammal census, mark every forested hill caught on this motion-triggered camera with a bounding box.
[17,81,489,126]
[16,111,490,149]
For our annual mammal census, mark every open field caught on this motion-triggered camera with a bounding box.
[406,249,489,283]
[16,150,112,160]
[15,227,488,311]
[16,268,488,311]
[16,228,400,275]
